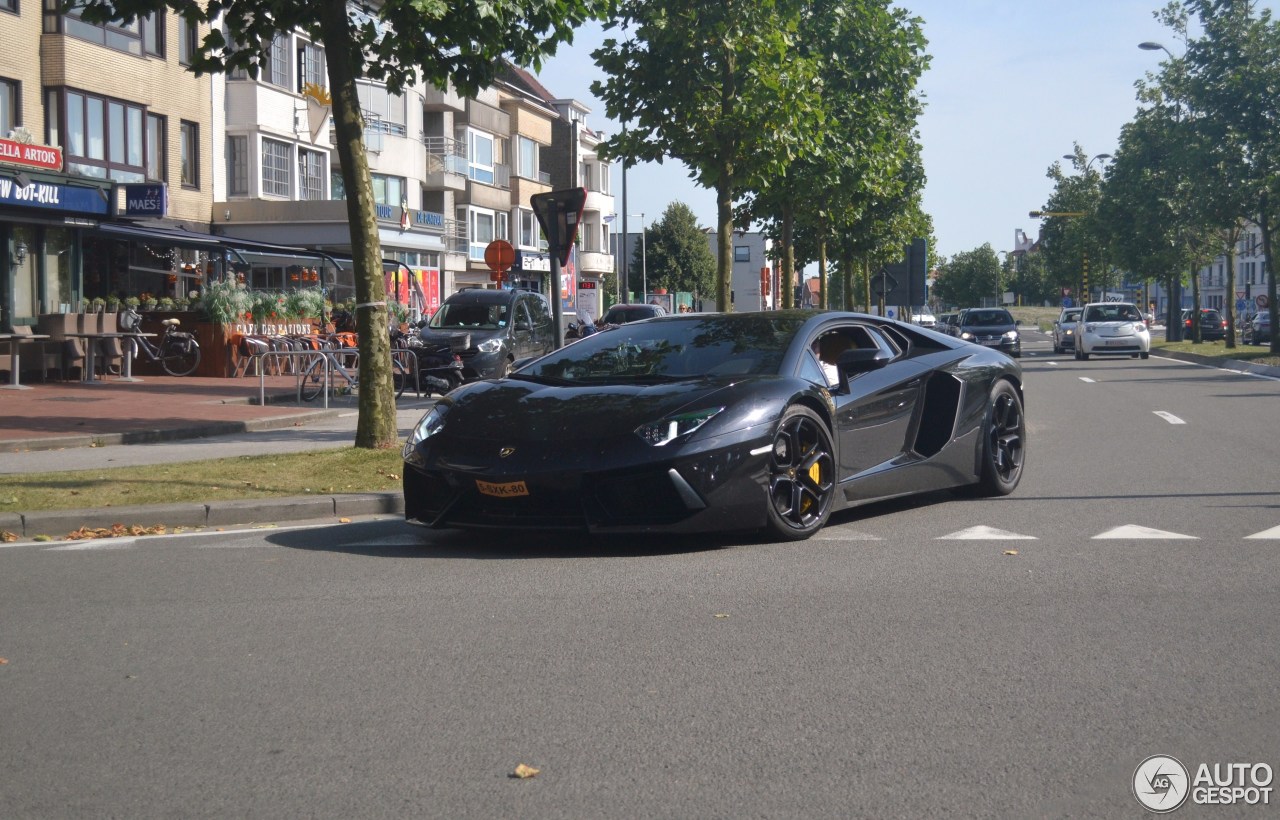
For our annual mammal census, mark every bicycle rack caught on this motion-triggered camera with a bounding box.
[255,348,420,409]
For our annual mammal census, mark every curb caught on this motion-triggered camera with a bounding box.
[0,407,345,454]
[1153,348,1280,378]
[1,492,403,541]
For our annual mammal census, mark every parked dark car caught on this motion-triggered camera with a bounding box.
[1181,308,1227,341]
[955,308,1021,357]
[419,288,555,381]
[599,303,668,326]
[403,310,1025,540]
[937,313,960,336]
[1246,311,1272,344]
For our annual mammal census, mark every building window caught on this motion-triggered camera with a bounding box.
[145,112,165,181]
[579,160,592,191]
[1,0,15,12]
[518,208,540,249]
[0,78,16,136]
[298,41,325,92]
[371,173,405,206]
[263,32,290,88]
[735,245,751,262]
[226,135,248,195]
[261,137,291,196]
[467,128,494,185]
[58,5,163,58]
[467,208,495,261]
[58,89,146,182]
[299,148,324,200]
[518,136,539,180]
[356,81,406,135]
[179,120,198,187]
[178,17,197,66]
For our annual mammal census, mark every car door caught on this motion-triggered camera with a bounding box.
[823,324,928,478]
[510,297,536,360]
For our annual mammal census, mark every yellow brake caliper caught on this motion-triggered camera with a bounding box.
[800,445,821,514]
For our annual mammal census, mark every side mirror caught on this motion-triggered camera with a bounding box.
[837,347,892,374]
[1015,319,1023,326]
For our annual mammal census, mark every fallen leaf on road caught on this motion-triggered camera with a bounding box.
[1003,549,1019,556]
[1,531,16,542]
[0,657,8,664]
[512,764,540,779]
[714,613,730,619]
[338,517,351,524]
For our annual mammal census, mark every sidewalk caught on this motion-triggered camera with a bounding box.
[0,372,339,453]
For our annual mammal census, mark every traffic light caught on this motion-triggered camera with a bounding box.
[1082,253,1090,301]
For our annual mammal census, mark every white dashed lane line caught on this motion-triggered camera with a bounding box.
[1153,411,1187,425]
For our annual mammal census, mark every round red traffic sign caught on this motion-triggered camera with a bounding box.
[484,240,515,274]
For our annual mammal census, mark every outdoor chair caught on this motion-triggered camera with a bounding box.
[36,313,85,381]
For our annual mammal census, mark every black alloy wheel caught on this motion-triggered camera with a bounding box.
[765,405,836,541]
[975,379,1025,496]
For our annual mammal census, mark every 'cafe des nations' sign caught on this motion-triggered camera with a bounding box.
[0,136,63,172]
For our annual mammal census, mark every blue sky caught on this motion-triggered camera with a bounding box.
[535,1,1200,261]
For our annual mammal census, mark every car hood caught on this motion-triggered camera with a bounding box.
[439,376,754,443]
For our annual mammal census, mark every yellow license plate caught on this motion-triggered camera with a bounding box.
[476,479,530,498]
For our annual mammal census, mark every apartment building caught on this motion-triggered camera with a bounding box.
[1,5,611,330]
[1,3,216,326]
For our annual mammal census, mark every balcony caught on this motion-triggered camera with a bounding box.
[578,251,614,276]
[424,135,467,191]
[423,83,465,113]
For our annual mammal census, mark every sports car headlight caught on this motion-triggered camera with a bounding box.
[403,405,449,459]
[634,407,724,447]
[477,337,504,353]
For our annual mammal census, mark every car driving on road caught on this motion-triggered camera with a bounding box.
[1052,307,1083,354]
[1076,302,1150,360]
[955,308,1021,358]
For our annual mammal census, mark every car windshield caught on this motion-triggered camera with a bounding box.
[515,314,805,385]
[429,300,509,330]
[1084,304,1142,322]
[962,310,1013,326]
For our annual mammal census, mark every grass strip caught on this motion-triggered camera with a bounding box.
[0,447,404,514]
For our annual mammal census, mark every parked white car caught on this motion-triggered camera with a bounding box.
[1075,302,1150,360]
[911,310,937,327]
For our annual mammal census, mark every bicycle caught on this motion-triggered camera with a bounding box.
[298,339,408,402]
[119,307,202,376]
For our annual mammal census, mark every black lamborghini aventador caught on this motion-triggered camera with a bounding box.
[402,310,1025,541]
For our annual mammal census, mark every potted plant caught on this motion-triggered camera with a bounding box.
[285,287,326,320]
[80,297,91,313]
[106,295,121,314]
[140,292,158,311]
[157,296,176,311]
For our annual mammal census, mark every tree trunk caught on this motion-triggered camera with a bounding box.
[1191,260,1202,343]
[716,174,733,312]
[781,199,795,309]
[1262,208,1278,356]
[320,0,397,449]
[1224,227,1238,349]
[818,238,828,310]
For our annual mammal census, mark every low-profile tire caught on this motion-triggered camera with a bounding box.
[764,405,836,541]
[973,379,1025,497]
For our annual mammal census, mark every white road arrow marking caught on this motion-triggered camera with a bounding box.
[1153,411,1186,425]
[1093,525,1197,540]
[1245,525,1280,539]
[936,526,1036,540]
[814,530,882,541]
[1079,377,1096,383]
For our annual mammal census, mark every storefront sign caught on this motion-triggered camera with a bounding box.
[517,252,551,273]
[0,137,63,171]
[0,177,109,214]
[123,183,168,217]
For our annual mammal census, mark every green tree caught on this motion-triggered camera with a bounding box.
[78,0,607,447]
[592,0,824,312]
[1182,0,1280,352]
[637,203,716,299]
[1036,146,1111,305]
[932,245,1001,309]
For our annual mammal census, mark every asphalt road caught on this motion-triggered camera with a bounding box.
[2,332,1278,818]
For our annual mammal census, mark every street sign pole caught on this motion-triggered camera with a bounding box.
[531,188,588,350]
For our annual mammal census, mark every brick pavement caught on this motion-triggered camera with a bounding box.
[0,372,337,453]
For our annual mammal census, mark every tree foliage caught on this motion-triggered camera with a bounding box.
[635,203,716,299]
[592,0,824,311]
[76,0,608,446]
[932,244,1001,309]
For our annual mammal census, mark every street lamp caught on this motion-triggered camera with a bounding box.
[628,212,647,302]
[1139,39,1185,340]
[1063,152,1112,175]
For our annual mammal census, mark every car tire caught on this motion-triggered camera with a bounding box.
[1053,344,1061,354]
[499,359,513,379]
[1140,352,1150,359]
[973,379,1025,497]
[764,405,835,541]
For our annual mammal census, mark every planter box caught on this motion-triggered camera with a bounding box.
[132,312,231,377]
